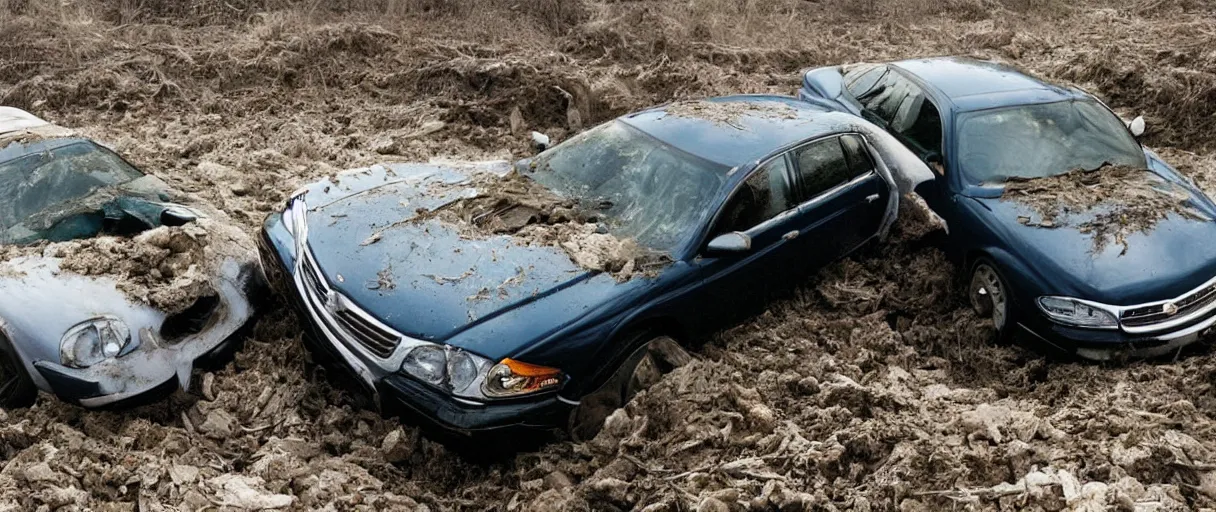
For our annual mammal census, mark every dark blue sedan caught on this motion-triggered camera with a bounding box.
[260,95,933,438]
[799,57,1216,360]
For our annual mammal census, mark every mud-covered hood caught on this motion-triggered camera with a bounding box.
[973,178,1216,304]
[300,163,623,345]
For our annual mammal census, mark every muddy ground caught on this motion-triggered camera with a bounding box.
[4,0,1216,510]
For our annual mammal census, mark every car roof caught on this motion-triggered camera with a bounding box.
[892,57,1081,111]
[619,95,847,168]
[0,107,51,135]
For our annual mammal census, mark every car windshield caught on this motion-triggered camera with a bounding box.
[0,139,144,231]
[527,121,729,252]
[956,99,1146,183]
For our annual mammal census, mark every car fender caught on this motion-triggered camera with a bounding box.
[846,119,940,238]
[966,245,1049,307]
[0,255,165,392]
[798,67,862,115]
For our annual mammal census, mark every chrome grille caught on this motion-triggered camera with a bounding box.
[331,309,399,357]
[1120,279,1216,330]
[297,249,402,358]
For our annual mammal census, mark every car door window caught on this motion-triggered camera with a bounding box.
[714,157,796,234]
[839,134,875,176]
[794,137,857,199]
[858,71,943,157]
[890,92,943,156]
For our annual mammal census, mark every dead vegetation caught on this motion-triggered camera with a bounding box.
[3,0,1216,510]
[1003,165,1206,254]
[401,170,670,281]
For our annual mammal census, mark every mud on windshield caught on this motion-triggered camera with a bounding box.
[526,121,729,253]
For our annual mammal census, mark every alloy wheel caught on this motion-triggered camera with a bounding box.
[970,263,1008,330]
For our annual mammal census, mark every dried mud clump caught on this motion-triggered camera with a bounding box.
[426,170,670,281]
[661,99,799,128]
[1003,165,1203,254]
[54,218,255,314]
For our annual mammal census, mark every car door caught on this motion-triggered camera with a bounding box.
[855,69,948,210]
[693,155,805,323]
[788,134,888,263]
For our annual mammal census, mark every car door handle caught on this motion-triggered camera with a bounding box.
[865,193,880,203]
[782,230,799,241]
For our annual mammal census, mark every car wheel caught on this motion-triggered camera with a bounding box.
[968,260,1015,342]
[0,333,37,409]
[567,334,690,442]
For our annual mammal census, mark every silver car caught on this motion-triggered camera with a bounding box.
[0,108,263,408]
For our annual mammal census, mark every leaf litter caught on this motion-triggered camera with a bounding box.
[1003,164,1209,254]
[4,1,1216,511]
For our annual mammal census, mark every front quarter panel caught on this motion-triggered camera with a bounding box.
[0,255,164,391]
[952,196,1058,309]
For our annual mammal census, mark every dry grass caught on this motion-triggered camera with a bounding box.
[6,1,1216,511]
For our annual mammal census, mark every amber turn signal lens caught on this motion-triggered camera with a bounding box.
[482,359,564,398]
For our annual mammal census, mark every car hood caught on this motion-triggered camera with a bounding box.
[971,175,1216,304]
[301,163,620,346]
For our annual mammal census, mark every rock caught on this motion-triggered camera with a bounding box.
[198,409,237,439]
[796,376,820,395]
[211,474,294,509]
[589,477,631,504]
[201,372,216,401]
[697,496,729,512]
[368,136,397,155]
[23,462,59,484]
[169,464,199,485]
[404,120,446,139]
[509,106,525,135]
[229,182,249,196]
[543,471,573,490]
[381,428,418,463]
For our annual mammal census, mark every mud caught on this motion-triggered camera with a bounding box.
[1003,165,1204,254]
[423,170,670,281]
[4,0,1216,510]
[661,99,799,128]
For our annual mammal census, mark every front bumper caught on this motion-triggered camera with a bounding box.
[33,276,260,408]
[259,216,573,436]
[1019,307,1216,360]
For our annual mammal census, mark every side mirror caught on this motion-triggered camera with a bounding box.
[802,67,845,100]
[531,131,551,153]
[1128,116,1146,138]
[706,232,751,254]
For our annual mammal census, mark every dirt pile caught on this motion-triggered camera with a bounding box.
[53,217,254,315]
[1003,165,1204,254]
[4,0,1216,510]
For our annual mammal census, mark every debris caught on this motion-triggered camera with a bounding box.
[1002,165,1203,254]
[211,475,294,510]
[661,99,798,128]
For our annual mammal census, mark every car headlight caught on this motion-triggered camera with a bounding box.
[400,345,494,399]
[1037,296,1119,329]
[482,358,564,398]
[60,316,133,368]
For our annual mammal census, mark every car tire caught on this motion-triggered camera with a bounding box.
[567,334,691,442]
[0,332,37,409]
[968,259,1017,343]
